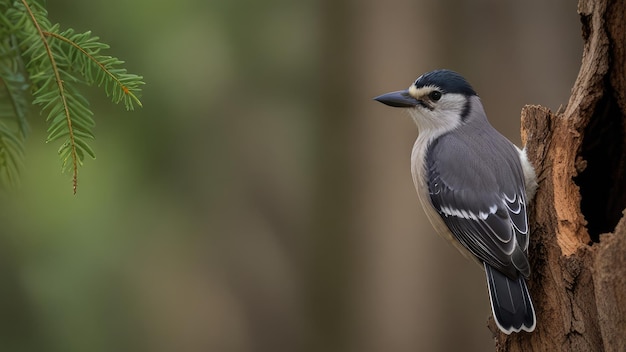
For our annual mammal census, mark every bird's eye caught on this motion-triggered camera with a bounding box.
[429,90,442,101]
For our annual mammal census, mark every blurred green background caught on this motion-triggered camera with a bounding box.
[0,0,580,351]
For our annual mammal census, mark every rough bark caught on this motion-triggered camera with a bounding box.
[489,0,626,350]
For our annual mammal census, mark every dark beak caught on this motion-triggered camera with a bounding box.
[373,90,418,108]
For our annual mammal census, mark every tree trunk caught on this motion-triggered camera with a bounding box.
[491,0,626,350]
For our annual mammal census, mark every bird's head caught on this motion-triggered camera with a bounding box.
[374,69,481,133]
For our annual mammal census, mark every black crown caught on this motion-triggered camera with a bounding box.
[414,69,477,96]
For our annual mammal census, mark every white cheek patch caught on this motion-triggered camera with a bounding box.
[408,85,438,100]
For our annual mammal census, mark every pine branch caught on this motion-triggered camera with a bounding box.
[43,30,144,110]
[0,0,144,193]
[0,120,24,187]
[20,0,80,193]
[0,14,29,186]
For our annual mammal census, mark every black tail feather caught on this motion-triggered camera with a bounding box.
[484,263,536,334]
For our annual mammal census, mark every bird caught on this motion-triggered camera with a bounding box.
[373,69,537,334]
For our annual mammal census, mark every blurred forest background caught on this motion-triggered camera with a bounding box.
[0,0,581,351]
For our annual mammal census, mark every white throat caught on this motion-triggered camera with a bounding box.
[407,92,469,139]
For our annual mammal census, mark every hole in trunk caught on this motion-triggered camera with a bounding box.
[574,92,626,242]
